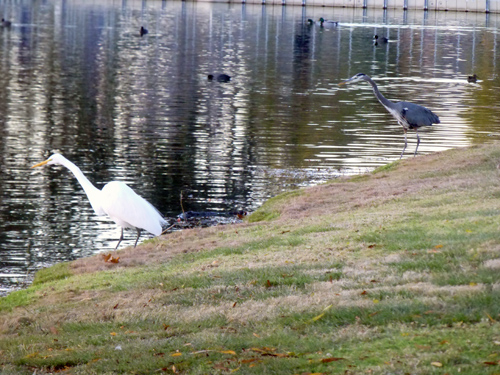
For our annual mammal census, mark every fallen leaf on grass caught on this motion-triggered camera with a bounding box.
[312,312,326,322]
[484,361,499,366]
[310,304,333,322]
[110,332,117,336]
[321,357,345,363]
[249,347,290,358]
[102,253,120,263]
[171,352,182,357]
[250,347,276,353]
[241,359,261,364]
[219,350,237,355]
[431,362,443,367]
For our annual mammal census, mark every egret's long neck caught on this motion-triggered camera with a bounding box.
[365,77,394,109]
[61,159,104,215]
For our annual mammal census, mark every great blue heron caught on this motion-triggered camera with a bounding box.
[339,73,440,159]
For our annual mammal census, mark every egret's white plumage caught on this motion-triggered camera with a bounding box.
[31,153,167,249]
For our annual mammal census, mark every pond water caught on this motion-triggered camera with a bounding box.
[1,0,500,295]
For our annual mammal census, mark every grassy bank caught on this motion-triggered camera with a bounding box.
[1,143,500,374]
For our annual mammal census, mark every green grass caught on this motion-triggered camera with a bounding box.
[247,190,303,222]
[2,143,500,374]
[32,262,73,285]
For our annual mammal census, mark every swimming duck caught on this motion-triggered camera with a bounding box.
[208,74,231,83]
[467,74,478,83]
[373,35,389,43]
[1,18,11,27]
[318,17,338,27]
[140,26,148,37]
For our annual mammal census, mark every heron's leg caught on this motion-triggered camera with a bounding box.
[134,228,142,248]
[115,228,124,250]
[400,129,408,159]
[414,130,421,157]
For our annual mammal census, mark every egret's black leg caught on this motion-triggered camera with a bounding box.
[414,130,421,157]
[115,228,124,250]
[134,228,142,248]
[400,130,408,159]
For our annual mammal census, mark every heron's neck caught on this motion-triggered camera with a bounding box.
[61,159,103,215]
[365,77,394,109]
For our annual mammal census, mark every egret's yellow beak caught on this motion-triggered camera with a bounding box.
[31,159,50,169]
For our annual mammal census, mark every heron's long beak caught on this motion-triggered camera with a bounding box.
[338,78,353,86]
[31,159,49,168]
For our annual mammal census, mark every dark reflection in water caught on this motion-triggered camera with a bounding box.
[1,0,500,295]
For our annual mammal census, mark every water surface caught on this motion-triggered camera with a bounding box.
[1,0,500,295]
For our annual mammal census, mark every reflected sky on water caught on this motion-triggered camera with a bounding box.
[1,0,500,295]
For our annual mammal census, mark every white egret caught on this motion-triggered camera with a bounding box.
[31,153,167,249]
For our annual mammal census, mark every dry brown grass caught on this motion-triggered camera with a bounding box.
[2,142,500,374]
[19,144,498,324]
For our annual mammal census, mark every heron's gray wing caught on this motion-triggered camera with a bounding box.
[399,101,440,128]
